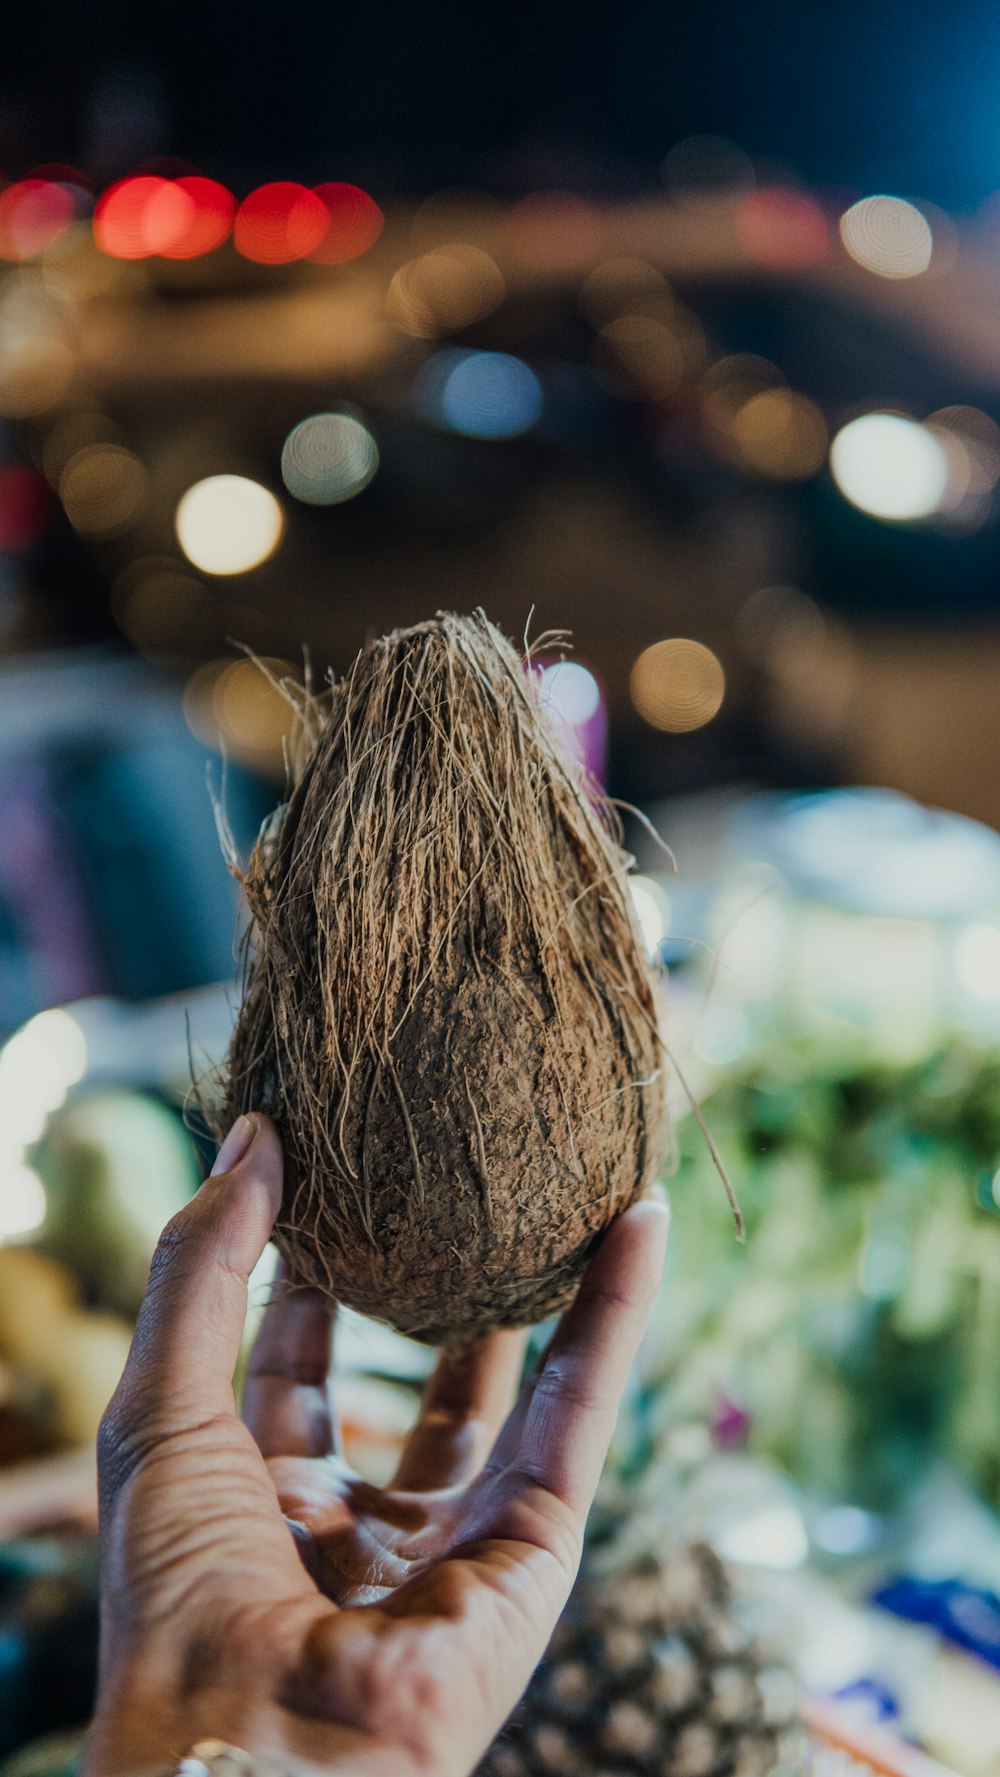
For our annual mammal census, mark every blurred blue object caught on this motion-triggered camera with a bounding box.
[0,649,273,1038]
[873,1574,1000,1671]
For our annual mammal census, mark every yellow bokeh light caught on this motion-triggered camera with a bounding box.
[175,475,284,576]
[839,195,933,279]
[728,388,828,480]
[43,221,133,298]
[599,313,686,395]
[630,638,726,733]
[111,558,206,653]
[42,409,124,484]
[0,332,74,417]
[60,444,148,537]
[579,258,669,327]
[386,245,506,337]
[183,656,300,772]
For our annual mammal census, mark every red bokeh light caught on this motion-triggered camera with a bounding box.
[234,182,330,264]
[0,466,51,551]
[161,177,235,258]
[308,183,384,263]
[736,186,829,271]
[94,176,170,258]
[0,180,76,260]
[93,174,235,259]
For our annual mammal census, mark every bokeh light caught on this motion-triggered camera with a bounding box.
[234,183,329,264]
[175,474,285,574]
[954,923,1000,999]
[42,222,129,297]
[597,305,705,397]
[0,465,50,551]
[59,444,148,538]
[415,348,543,439]
[630,638,726,732]
[0,180,77,260]
[0,332,74,417]
[94,176,173,258]
[156,177,235,259]
[538,660,602,726]
[281,411,379,505]
[839,195,933,279]
[0,1164,47,1241]
[183,656,300,770]
[735,584,828,671]
[578,258,669,327]
[0,1008,87,1153]
[386,245,506,337]
[925,405,1000,527]
[701,354,786,439]
[628,873,672,954]
[829,413,950,521]
[111,557,206,653]
[736,186,829,270]
[41,409,124,484]
[309,183,383,263]
[728,388,828,479]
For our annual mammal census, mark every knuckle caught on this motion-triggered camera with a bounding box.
[149,1204,200,1275]
[533,1362,603,1415]
[96,1389,147,1496]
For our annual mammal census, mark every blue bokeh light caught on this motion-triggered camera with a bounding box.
[415,348,543,440]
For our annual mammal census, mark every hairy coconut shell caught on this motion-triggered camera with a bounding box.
[218,611,669,1344]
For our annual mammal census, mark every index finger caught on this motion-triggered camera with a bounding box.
[242,1260,339,1459]
[490,1193,670,1516]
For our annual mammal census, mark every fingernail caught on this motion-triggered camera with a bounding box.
[648,1180,670,1210]
[210,1114,256,1178]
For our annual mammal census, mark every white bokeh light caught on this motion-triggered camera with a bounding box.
[829,413,949,521]
[839,195,933,279]
[176,475,284,575]
[0,1163,47,1241]
[281,412,379,505]
[629,874,671,955]
[954,922,1000,999]
[538,661,601,726]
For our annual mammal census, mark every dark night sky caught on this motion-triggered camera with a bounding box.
[1,1,999,206]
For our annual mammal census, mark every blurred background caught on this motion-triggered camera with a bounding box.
[6,4,1000,1773]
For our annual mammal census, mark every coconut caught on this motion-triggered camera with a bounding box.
[216,610,670,1345]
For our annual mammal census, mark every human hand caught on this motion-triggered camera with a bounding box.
[86,1113,670,1777]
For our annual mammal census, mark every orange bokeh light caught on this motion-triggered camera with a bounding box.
[736,186,829,271]
[234,182,330,264]
[309,183,383,263]
[0,180,76,260]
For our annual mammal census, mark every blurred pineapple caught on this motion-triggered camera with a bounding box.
[479,1527,807,1777]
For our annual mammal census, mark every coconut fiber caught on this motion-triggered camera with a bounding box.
[217,611,669,1345]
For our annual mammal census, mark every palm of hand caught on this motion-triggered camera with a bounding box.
[88,1117,668,1777]
[271,1456,478,1603]
[238,1309,586,1774]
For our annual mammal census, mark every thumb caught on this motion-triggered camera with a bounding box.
[99,1114,283,1483]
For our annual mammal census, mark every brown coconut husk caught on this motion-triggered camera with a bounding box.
[215,611,671,1345]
